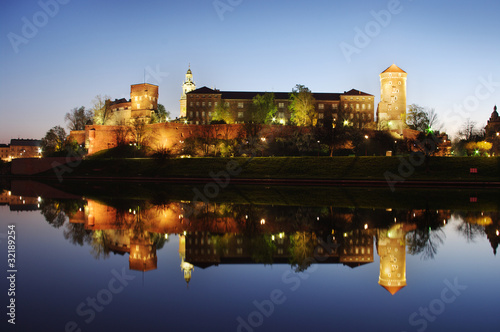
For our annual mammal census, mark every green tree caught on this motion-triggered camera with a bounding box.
[92,95,112,125]
[41,126,67,156]
[289,84,316,126]
[406,104,439,132]
[212,100,235,124]
[250,93,277,124]
[65,106,93,131]
[151,104,170,123]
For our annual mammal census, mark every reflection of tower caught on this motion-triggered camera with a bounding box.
[180,66,196,118]
[129,233,158,272]
[179,235,194,285]
[377,224,407,295]
[377,64,407,135]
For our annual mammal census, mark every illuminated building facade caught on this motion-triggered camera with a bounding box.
[377,64,407,135]
[0,139,42,161]
[185,87,375,127]
[107,83,159,125]
[183,67,375,127]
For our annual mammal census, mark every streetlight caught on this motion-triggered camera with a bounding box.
[364,135,369,156]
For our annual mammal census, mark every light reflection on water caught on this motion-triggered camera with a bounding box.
[0,184,498,332]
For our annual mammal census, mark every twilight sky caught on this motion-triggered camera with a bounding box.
[1,0,499,142]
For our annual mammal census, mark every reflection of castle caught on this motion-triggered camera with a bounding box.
[63,198,500,293]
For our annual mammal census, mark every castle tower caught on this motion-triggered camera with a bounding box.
[377,64,407,135]
[377,223,407,295]
[180,67,196,118]
[130,83,159,123]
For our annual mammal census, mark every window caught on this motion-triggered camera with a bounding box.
[196,111,199,116]
[318,113,324,119]
[215,102,218,106]
[350,113,354,119]
[202,111,205,116]
[190,102,193,106]
[368,104,372,109]
[196,102,200,106]
[208,102,212,107]
[137,104,140,109]
[189,112,193,117]
[279,102,285,108]
[238,111,244,118]
[237,102,244,108]
[318,104,324,110]
[344,103,348,109]
[362,104,366,110]
[225,102,229,107]
[398,81,402,85]
[356,104,359,109]
[202,102,205,107]
[332,104,338,109]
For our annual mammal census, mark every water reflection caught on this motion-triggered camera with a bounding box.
[2,187,498,296]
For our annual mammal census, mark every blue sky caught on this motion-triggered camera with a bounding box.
[1,0,499,141]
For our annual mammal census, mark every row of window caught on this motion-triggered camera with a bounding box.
[188,101,372,110]
[133,95,157,102]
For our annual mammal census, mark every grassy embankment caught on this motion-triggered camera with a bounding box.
[44,155,500,182]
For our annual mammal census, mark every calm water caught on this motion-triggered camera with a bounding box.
[0,181,499,332]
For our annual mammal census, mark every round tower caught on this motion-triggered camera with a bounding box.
[377,64,407,135]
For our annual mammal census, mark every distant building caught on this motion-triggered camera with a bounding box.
[185,85,375,128]
[0,139,41,162]
[377,64,408,135]
[485,105,500,137]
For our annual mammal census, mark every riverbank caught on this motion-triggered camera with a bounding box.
[30,156,499,183]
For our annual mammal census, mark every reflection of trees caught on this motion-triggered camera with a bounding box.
[90,230,110,259]
[250,235,276,264]
[454,212,486,243]
[406,209,446,260]
[40,199,83,228]
[63,222,93,246]
[406,228,445,260]
[289,231,317,272]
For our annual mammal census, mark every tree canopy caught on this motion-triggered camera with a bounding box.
[289,84,316,126]
[65,106,93,131]
[151,104,170,123]
[92,95,112,125]
[41,126,67,156]
[406,104,439,132]
[250,93,277,124]
[211,101,235,124]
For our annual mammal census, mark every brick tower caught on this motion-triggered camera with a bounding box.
[377,64,407,135]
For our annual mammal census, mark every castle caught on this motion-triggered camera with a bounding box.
[70,64,410,154]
